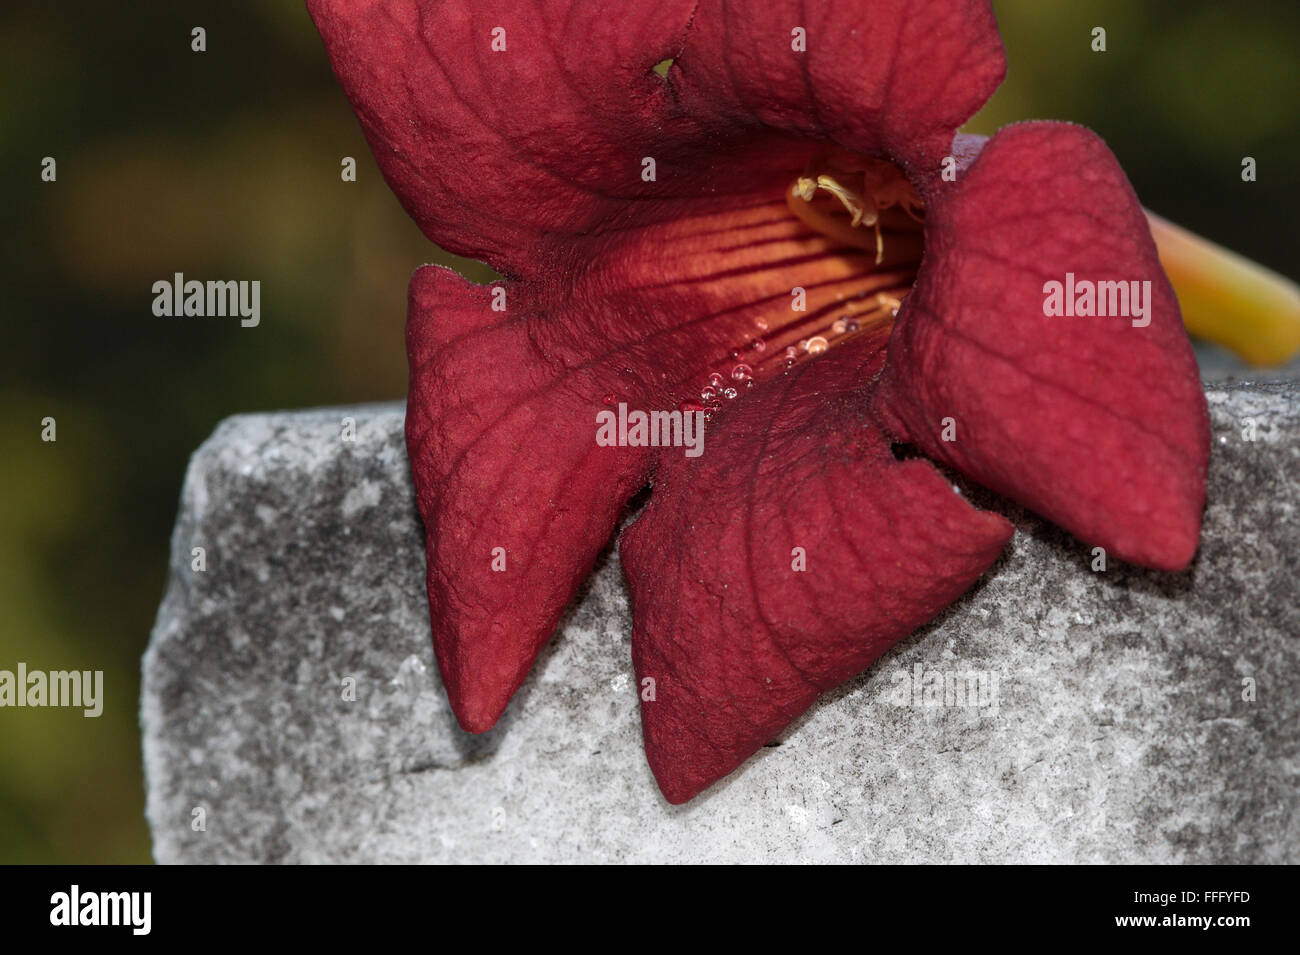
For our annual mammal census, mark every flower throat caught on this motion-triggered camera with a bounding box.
[687,156,925,415]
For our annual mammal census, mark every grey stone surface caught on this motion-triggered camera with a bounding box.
[143,383,1300,864]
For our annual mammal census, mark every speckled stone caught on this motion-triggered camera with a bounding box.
[143,382,1299,863]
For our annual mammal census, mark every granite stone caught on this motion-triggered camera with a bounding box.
[142,382,1300,863]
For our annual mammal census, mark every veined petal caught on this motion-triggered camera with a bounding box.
[405,266,653,731]
[675,0,1005,174]
[407,181,925,731]
[306,0,1005,277]
[875,122,1209,571]
[620,335,1012,803]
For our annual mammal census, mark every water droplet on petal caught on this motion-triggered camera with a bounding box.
[806,335,829,355]
[831,318,847,335]
[707,372,725,389]
[722,387,738,399]
[750,339,766,352]
[753,317,769,332]
[731,363,752,382]
[603,393,616,405]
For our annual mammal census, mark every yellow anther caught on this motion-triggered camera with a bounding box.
[789,166,915,266]
[815,174,872,227]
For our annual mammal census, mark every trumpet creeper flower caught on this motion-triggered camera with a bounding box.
[308,0,1213,803]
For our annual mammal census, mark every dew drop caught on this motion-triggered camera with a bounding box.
[603,393,616,405]
[722,387,738,399]
[831,318,847,335]
[750,339,766,352]
[701,386,719,401]
[753,317,769,332]
[806,335,829,355]
[707,372,725,389]
[731,363,752,382]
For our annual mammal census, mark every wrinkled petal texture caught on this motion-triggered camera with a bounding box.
[620,336,1012,803]
[356,0,1008,733]
[877,122,1209,570]
[406,190,918,729]
[305,0,1005,276]
[313,0,1208,800]
[405,266,654,731]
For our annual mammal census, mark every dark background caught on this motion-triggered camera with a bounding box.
[0,1,1295,862]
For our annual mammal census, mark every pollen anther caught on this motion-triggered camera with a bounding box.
[789,159,924,266]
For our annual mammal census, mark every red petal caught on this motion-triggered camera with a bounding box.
[407,186,925,731]
[875,123,1209,570]
[306,0,1004,274]
[406,266,652,731]
[620,336,1012,803]
[307,0,697,274]
[313,0,1011,734]
[675,0,1005,173]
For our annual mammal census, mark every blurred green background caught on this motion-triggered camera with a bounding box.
[0,1,1295,862]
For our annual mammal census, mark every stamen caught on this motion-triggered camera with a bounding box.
[789,160,924,266]
[683,158,928,411]
[804,174,872,227]
[786,185,882,259]
[792,173,885,263]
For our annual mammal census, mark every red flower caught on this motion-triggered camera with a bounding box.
[308,0,1209,803]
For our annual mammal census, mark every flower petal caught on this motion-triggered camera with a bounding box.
[875,123,1210,571]
[406,266,653,731]
[306,0,1004,274]
[675,0,1005,172]
[315,0,1013,735]
[307,0,698,274]
[619,335,1012,803]
[407,183,921,731]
